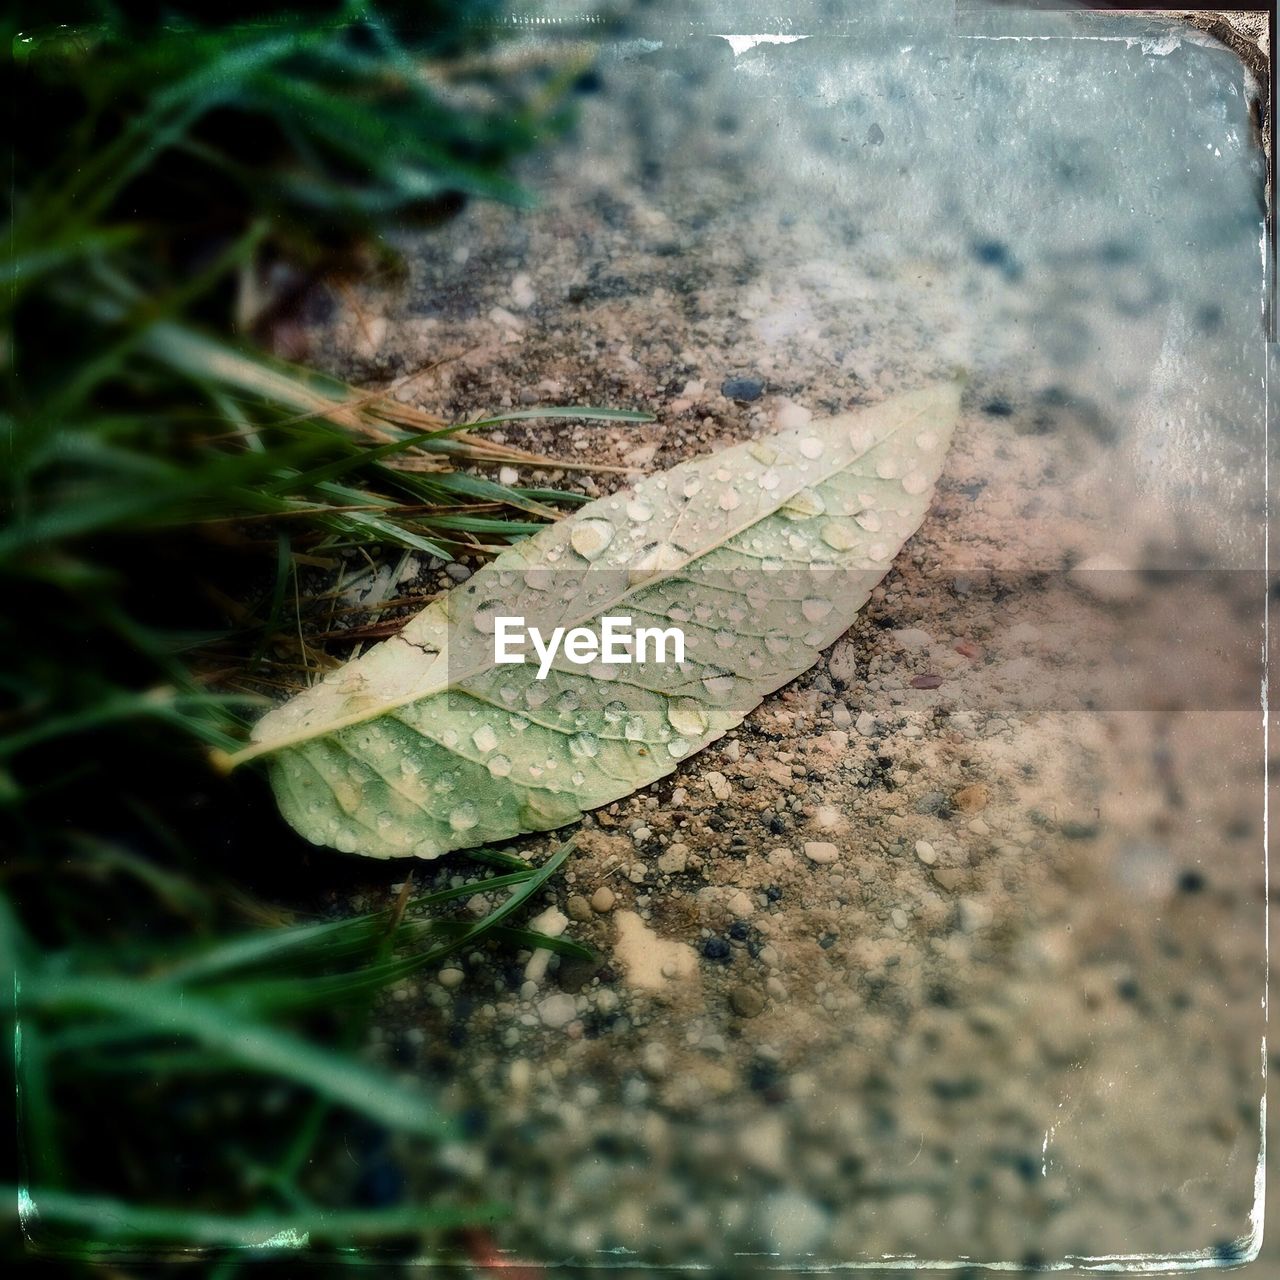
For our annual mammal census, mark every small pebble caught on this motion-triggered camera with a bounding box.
[813,804,842,830]
[658,844,689,874]
[730,986,766,1018]
[958,898,994,933]
[591,886,616,913]
[910,673,944,689]
[759,1191,829,1254]
[438,967,465,989]
[1070,552,1143,604]
[538,993,578,1029]
[803,841,840,864]
[953,784,989,813]
[705,770,732,801]
[1062,820,1100,840]
[890,908,909,930]
[445,562,472,582]
[721,376,765,401]
[915,839,937,865]
[891,627,933,652]
[566,895,593,923]
[774,400,812,429]
[914,791,948,815]
[641,1041,669,1079]
[528,906,568,938]
[855,711,877,737]
[510,272,536,310]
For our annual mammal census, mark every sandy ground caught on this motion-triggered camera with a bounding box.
[293,8,1269,1269]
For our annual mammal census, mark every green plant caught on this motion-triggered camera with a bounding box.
[3,1,631,1261]
[10,840,586,1258]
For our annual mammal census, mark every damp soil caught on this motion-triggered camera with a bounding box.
[286,13,1268,1268]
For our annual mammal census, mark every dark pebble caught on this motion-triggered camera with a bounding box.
[721,376,764,402]
[1115,977,1140,1002]
[930,1076,982,1102]
[729,920,750,941]
[972,240,1010,267]
[702,937,732,961]
[746,1057,787,1099]
[910,673,944,689]
[1061,821,1099,840]
[982,399,1013,417]
[865,121,884,145]
[765,885,783,902]
[914,791,949,816]
[1098,238,1137,265]
[1178,869,1206,893]
[971,238,1023,282]
[1195,303,1224,334]
[818,932,838,950]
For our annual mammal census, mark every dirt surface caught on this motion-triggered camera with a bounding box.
[296,12,1268,1269]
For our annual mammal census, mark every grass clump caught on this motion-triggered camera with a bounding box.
[3,2,631,1261]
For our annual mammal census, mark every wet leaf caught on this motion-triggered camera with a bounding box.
[240,384,959,858]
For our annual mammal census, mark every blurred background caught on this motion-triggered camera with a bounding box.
[4,0,1272,1273]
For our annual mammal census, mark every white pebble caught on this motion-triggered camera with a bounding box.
[537,993,578,1029]
[803,841,840,864]
[510,272,535,310]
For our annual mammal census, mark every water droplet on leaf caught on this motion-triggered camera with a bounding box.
[449,802,478,832]
[668,698,708,736]
[570,518,615,561]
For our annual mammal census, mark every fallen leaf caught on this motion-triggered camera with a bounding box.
[240,383,959,858]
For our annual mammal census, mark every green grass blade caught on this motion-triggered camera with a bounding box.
[10,1186,499,1248]
[23,975,451,1138]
